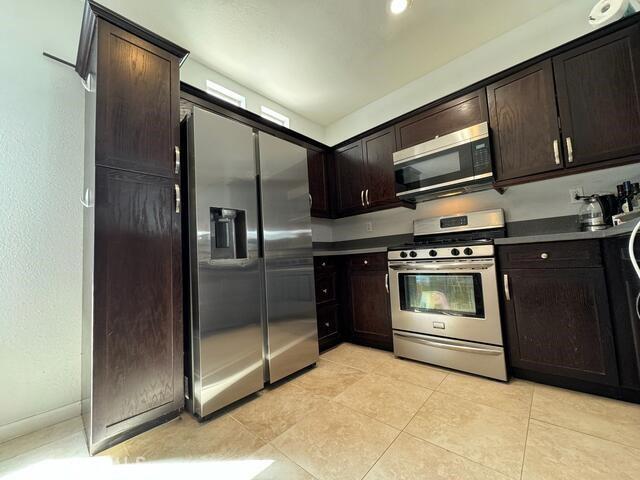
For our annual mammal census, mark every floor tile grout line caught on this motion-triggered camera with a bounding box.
[267,441,319,479]
[358,425,403,480]
[519,383,536,480]
[400,429,517,479]
[528,416,640,452]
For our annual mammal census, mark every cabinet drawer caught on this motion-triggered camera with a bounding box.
[347,252,387,270]
[314,256,337,271]
[317,304,339,340]
[498,240,601,269]
[315,274,336,304]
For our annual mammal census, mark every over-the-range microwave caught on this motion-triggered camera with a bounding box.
[393,122,493,202]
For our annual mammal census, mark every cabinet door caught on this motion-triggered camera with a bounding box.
[502,267,618,386]
[335,140,366,215]
[93,167,182,435]
[307,149,330,217]
[363,127,398,208]
[553,25,640,168]
[97,21,180,178]
[348,263,392,350]
[395,89,488,150]
[488,60,563,181]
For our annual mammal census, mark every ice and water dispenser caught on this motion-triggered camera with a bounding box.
[209,208,247,260]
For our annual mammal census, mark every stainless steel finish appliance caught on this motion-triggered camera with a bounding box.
[184,106,318,418]
[388,209,507,381]
[393,122,493,202]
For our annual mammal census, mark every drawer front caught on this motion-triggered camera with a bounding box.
[498,240,601,269]
[347,252,387,270]
[314,256,336,272]
[315,273,336,304]
[317,304,339,340]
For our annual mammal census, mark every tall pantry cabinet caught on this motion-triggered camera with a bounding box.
[75,1,189,454]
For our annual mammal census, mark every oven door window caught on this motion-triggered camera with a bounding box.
[398,272,485,318]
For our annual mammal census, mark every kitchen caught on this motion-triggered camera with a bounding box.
[2,0,640,479]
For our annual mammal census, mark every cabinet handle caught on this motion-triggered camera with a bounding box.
[553,140,560,165]
[174,146,181,174]
[361,189,365,207]
[566,137,573,163]
[175,184,181,213]
[540,253,548,259]
[309,193,313,209]
[503,274,511,301]
[322,288,328,294]
[385,273,389,294]
[365,189,370,206]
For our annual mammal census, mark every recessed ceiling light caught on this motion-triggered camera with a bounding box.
[389,0,410,15]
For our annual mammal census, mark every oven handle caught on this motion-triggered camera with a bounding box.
[394,332,502,356]
[389,261,494,271]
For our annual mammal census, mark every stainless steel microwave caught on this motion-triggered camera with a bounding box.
[393,122,493,202]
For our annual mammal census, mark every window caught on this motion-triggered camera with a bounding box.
[260,106,290,128]
[206,80,246,108]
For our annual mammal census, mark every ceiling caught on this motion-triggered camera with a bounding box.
[99,0,568,126]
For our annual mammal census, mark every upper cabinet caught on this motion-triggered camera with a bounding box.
[488,60,563,181]
[553,24,640,168]
[334,127,412,217]
[307,149,331,217]
[395,89,488,150]
[493,23,640,185]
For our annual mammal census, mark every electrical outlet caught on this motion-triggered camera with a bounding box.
[365,221,373,232]
[569,186,584,204]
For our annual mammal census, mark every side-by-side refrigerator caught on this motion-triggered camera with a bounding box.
[182,106,318,418]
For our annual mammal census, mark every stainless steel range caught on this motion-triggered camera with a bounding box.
[388,209,507,381]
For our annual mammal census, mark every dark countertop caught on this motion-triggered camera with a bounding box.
[494,221,637,245]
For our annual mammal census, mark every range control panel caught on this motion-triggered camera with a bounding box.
[388,244,495,261]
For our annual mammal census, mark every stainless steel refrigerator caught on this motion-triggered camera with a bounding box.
[183,106,318,418]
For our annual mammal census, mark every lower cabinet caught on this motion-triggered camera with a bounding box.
[313,252,393,352]
[498,240,620,394]
[346,253,393,351]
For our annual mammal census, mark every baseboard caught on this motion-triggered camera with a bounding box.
[0,401,81,444]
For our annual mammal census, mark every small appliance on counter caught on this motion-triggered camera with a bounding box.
[387,209,507,381]
[577,193,619,231]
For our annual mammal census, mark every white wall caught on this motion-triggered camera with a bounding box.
[324,0,596,145]
[181,57,326,142]
[328,163,640,242]
[0,0,84,440]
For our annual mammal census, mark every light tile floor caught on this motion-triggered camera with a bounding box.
[2,342,640,480]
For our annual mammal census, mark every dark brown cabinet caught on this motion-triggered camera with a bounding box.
[499,241,619,388]
[334,129,409,217]
[395,89,488,150]
[307,149,331,217]
[76,1,188,454]
[346,253,393,350]
[314,257,342,350]
[488,60,563,181]
[553,24,640,168]
[335,140,367,216]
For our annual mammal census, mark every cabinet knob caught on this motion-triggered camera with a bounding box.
[363,260,368,265]
[321,262,326,267]
[540,253,549,259]
[322,289,328,294]
[325,322,330,327]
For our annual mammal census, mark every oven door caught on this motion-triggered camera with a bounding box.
[388,258,503,346]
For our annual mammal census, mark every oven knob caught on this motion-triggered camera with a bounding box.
[429,249,437,257]
[451,248,460,256]
[464,247,473,256]
[409,251,418,258]
[400,251,408,258]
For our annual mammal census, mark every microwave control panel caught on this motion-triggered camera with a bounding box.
[471,139,491,174]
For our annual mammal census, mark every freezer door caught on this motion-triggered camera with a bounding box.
[188,106,264,417]
[258,132,319,383]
